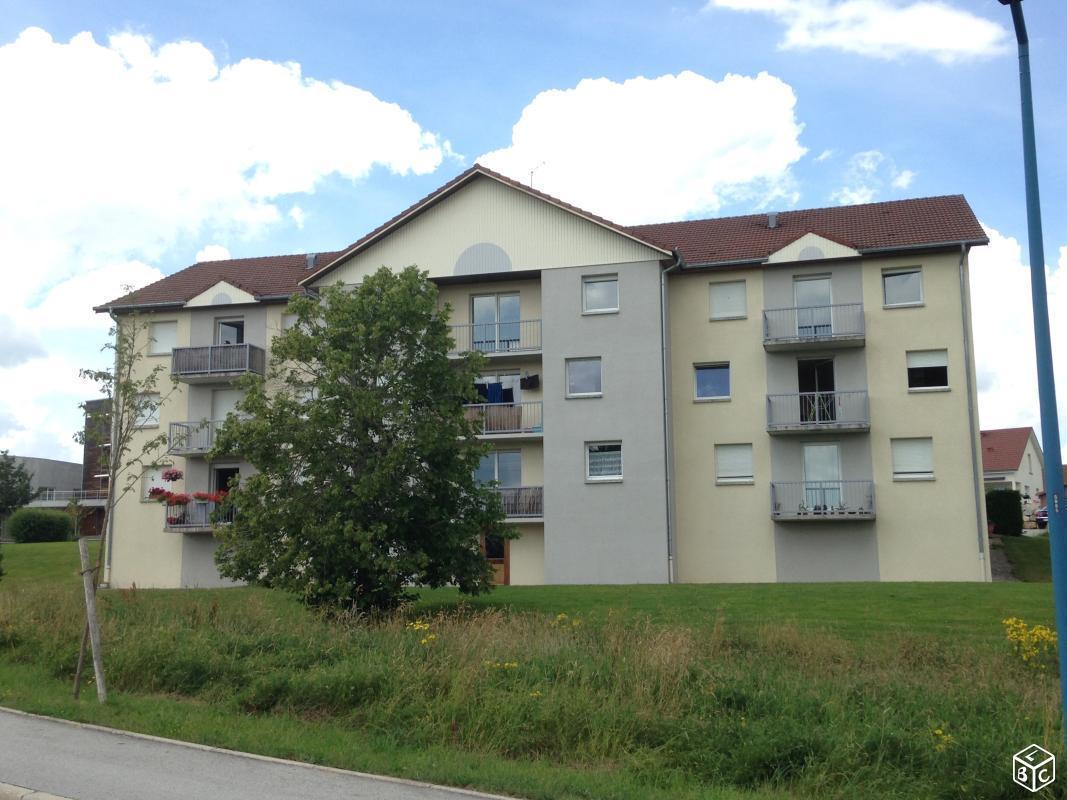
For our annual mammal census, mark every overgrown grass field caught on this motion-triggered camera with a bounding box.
[0,542,1060,799]
[1002,533,1052,582]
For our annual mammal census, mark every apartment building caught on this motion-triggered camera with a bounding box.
[95,165,991,587]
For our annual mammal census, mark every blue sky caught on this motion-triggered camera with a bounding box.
[0,0,1064,467]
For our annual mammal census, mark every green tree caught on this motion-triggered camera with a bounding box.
[0,450,36,580]
[213,266,512,611]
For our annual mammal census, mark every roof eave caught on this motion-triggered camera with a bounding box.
[857,238,989,255]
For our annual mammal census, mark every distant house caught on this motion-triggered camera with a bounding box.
[981,427,1044,513]
[24,399,111,536]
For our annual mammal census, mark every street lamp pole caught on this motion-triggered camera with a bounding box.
[1000,0,1067,737]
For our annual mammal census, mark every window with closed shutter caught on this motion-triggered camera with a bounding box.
[891,437,934,479]
[906,350,948,389]
[709,281,746,320]
[715,444,754,484]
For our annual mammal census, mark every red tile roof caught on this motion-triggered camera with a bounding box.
[627,195,987,266]
[96,251,343,311]
[98,166,988,311]
[981,427,1036,473]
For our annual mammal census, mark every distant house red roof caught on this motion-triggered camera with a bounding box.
[981,427,1036,473]
[97,166,988,311]
[627,195,987,266]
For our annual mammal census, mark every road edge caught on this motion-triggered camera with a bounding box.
[0,706,520,800]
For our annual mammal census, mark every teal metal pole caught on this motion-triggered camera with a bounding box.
[1004,0,1067,738]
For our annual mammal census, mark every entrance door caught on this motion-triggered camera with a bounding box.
[802,443,841,510]
[797,359,836,423]
[475,451,520,585]
[472,294,520,352]
[794,277,832,338]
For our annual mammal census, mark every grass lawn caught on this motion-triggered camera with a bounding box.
[1002,533,1052,582]
[0,541,1060,800]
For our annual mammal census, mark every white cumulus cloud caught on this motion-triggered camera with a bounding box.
[830,149,916,205]
[708,0,1009,64]
[195,245,233,263]
[0,27,451,460]
[971,225,1067,462]
[480,71,807,224]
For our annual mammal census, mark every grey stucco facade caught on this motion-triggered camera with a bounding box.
[541,261,670,584]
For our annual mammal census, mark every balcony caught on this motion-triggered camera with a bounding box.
[168,420,222,456]
[464,401,543,438]
[449,320,541,360]
[766,391,870,434]
[164,500,235,533]
[171,344,266,383]
[494,486,543,521]
[771,480,875,522]
[763,304,865,351]
[29,489,108,508]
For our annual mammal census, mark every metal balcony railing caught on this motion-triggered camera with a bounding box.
[493,486,544,519]
[464,401,543,435]
[766,391,870,432]
[32,489,109,502]
[168,420,222,455]
[771,480,875,521]
[164,500,235,532]
[449,320,541,355]
[171,344,265,380]
[763,303,865,347]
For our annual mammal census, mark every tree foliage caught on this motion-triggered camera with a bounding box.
[986,489,1024,537]
[0,450,35,519]
[212,266,512,611]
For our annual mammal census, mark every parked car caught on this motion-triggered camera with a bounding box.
[1035,507,1049,529]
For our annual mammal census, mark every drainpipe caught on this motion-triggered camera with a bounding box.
[660,250,684,583]
[957,244,988,580]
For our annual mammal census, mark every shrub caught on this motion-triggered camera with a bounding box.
[986,489,1023,536]
[7,508,73,543]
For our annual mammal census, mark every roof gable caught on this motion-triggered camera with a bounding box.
[185,280,255,307]
[765,232,860,264]
[302,165,671,288]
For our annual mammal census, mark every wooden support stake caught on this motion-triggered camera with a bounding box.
[72,620,89,699]
[78,537,107,703]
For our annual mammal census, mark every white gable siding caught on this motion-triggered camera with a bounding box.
[766,232,859,264]
[311,175,665,287]
[185,281,256,307]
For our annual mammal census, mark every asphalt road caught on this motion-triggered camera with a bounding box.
[0,709,512,800]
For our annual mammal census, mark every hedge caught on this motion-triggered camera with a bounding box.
[986,489,1023,537]
[7,508,73,543]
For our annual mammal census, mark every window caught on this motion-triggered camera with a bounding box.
[582,275,619,314]
[566,357,602,397]
[906,349,948,390]
[715,444,754,484]
[891,437,934,480]
[216,318,245,345]
[134,393,160,428]
[586,442,622,481]
[475,451,521,487]
[281,314,298,331]
[472,294,520,352]
[148,321,177,355]
[695,363,730,400]
[883,268,923,306]
[142,466,167,501]
[709,281,746,320]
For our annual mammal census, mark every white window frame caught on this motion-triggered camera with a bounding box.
[891,437,934,481]
[906,349,949,392]
[581,275,619,315]
[148,321,177,356]
[709,280,747,321]
[882,267,924,308]
[694,362,731,402]
[134,393,161,428]
[565,357,603,398]
[585,441,623,482]
[715,443,754,485]
[215,317,245,345]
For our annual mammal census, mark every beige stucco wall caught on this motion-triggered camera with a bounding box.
[864,251,987,581]
[509,523,545,585]
[669,268,777,582]
[310,175,665,287]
